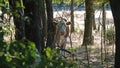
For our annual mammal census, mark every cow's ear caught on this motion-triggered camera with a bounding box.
[53,21,58,25]
[66,21,71,25]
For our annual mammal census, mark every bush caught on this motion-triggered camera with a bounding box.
[38,47,76,68]
[0,38,39,68]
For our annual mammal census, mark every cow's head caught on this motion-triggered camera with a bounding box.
[53,17,71,26]
[53,17,71,36]
[53,17,72,48]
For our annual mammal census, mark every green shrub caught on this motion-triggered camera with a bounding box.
[38,47,76,68]
[0,38,38,68]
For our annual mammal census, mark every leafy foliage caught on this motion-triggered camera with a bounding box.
[0,38,38,68]
[38,47,76,68]
[0,24,38,68]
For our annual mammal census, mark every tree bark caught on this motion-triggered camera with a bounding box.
[45,0,55,48]
[70,0,75,32]
[109,0,120,67]
[39,0,47,54]
[82,0,94,45]
[40,0,47,40]
[23,0,43,53]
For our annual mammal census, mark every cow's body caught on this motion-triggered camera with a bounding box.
[53,17,71,49]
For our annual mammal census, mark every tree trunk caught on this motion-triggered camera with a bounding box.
[23,0,43,53]
[102,3,106,42]
[45,0,55,48]
[9,0,25,40]
[39,0,47,54]
[82,0,94,45]
[109,0,120,67]
[70,0,75,32]
[102,3,107,61]
[40,0,47,40]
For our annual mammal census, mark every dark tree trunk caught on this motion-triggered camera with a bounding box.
[45,0,55,48]
[82,0,94,45]
[70,0,75,32]
[39,0,47,54]
[40,0,47,40]
[23,0,43,53]
[9,0,25,40]
[109,0,120,67]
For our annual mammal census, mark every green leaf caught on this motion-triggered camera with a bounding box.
[15,0,25,8]
[45,47,52,58]
[16,1,21,8]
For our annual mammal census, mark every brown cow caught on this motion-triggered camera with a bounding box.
[53,17,71,49]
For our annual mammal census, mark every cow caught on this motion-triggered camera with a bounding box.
[53,17,71,49]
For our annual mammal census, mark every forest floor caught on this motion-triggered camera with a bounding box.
[54,10,115,68]
[66,31,115,68]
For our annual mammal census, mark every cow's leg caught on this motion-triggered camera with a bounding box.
[61,38,67,49]
[60,38,67,56]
